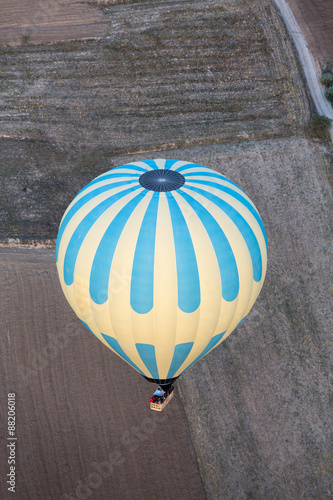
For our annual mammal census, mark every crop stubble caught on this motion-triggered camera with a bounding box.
[0,1,332,499]
[0,1,309,155]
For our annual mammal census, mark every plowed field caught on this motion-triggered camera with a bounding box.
[0,0,106,44]
[0,247,205,500]
[1,0,332,499]
[287,0,333,65]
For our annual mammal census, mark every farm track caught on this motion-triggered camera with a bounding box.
[273,0,333,141]
[284,0,333,65]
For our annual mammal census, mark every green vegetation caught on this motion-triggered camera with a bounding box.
[21,34,31,44]
[320,72,333,87]
[310,114,332,141]
[324,87,333,102]
[320,68,333,106]
[324,61,333,72]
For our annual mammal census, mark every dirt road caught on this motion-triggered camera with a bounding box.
[0,247,205,500]
[1,0,332,498]
[284,0,333,65]
[273,0,333,141]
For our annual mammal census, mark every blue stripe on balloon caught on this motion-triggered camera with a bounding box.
[177,190,239,302]
[86,172,141,187]
[136,343,159,379]
[164,159,179,170]
[184,331,226,373]
[86,169,145,189]
[72,167,145,197]
[80,320,98,338]
[140,160,159,170]
[183,171,243,191]
[112,164,149,172]
[98,164,149,175]
[235,318,245,329]
[56,180,138,262]
[89,190,147,304]
[101,334,145,375]
[183,185,262,283]
[130,193,159,314]
[174,163,211,173]
[166,342,194,379]
[167,192,201,313]
[185,179,268,252]
[63,186,142,286]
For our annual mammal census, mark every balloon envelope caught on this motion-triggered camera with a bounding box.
[56,159,267,384]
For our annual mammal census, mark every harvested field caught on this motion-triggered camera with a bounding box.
[0,0,106,44]
[286,0,333,66]
[173,137,332,499]
[0,0,310,153]
[1,136,332,499]
[0,247,205,500]
[1,0,333,498]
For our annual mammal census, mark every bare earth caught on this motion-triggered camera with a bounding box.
[0,0,309,152]
[0,0,106,44]
[0,0,330,64]
[0,0,333,499]
[0,247,205,500]
[1,135,332,499]
[286,0,333,66]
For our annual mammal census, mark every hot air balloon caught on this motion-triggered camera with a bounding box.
[56,159,267,411]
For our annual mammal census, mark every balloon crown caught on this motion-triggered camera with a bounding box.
[139,168,185,192]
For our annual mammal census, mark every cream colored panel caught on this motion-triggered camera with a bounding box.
[57,183,136,267]
[181,187,253,336]
[186,181,267,261]
[152,193,178,378]
[107,191,154,374]
[169,160,193,171]
[66,175,140,206]
[185,175,250,201]
[153,159,166,169]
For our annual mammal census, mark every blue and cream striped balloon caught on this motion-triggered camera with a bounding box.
[56,159,267,384]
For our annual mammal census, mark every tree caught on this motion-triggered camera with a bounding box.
[324,87,333,102]
[320,73,333,87]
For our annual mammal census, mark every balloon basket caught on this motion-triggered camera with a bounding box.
[150,387,174,411]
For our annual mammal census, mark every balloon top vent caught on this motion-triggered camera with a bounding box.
[139,169,185,192]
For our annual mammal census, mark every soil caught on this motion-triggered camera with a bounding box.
[0,0,106,44]
[0,0,309,153]
[0,247,206,500]
[0,0,332,499]
[286,0,333,66]
[175,137,333,499]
